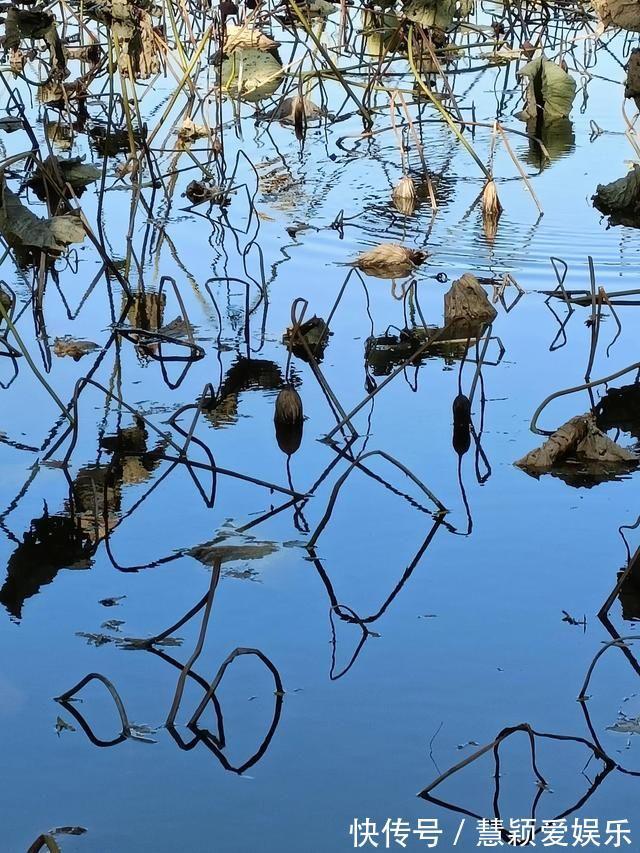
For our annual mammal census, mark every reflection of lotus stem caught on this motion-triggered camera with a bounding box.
[146,26,212,147]
[407,27,490,180]
[288,0,372,129]
[113,41,138,160]
[0,299,74,425]
[496,123,543,215]
[27,833,60,853]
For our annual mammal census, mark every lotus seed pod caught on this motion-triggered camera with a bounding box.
[274,385,303,426]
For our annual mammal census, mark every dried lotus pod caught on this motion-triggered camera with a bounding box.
[392,175,417,215]
[274,386,303,455]
[274,386,303,426]
[481,179,502,241]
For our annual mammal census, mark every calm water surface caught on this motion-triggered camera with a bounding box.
[1,8,640,851]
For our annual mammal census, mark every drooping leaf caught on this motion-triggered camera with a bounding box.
[4,6,66,73]
[517,56,576,124]
[592,0,640,31]
[224,23,280,53]
[51,156,101,188]
[221,48,284,103]
[27,156,101,203]
[263,95,324,124]
[593,164,640,224]
[84,0,160,78]
[0,116,23,133]
[116,12,160,78]
[625,48,640,109]
[403,0,457,30]
[0,176,85,254]
[305,0,338,16]
[362,10,404,56]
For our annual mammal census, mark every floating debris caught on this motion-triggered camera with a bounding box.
[352,243,428,278]
[263,95,324,125]
[55,716,76,735]
[101,619,125,631]
[188,529,278,567]
[515,413,639,481]
[283,316,331,363]
[50,827,87,837]
[456,740,480,750]
[177,117,208,143]
[76,631,114,646]
[117,635,183,650]
[607,713,640,734]
[365,333,419,375]
[53,337,99,361]
[562,610,587,629]
[0,117,23,134]
[98,596,126,607]
[185,180,230,206]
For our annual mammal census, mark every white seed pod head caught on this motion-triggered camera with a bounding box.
[482,179,503,219]
[392,175,417,202]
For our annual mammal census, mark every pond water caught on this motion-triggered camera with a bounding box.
[2,3,640,851]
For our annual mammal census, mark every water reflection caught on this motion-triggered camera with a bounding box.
[55,563,285,773]
[522,119,576,170]
[1,507,92,618]
[1,0,640,848]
